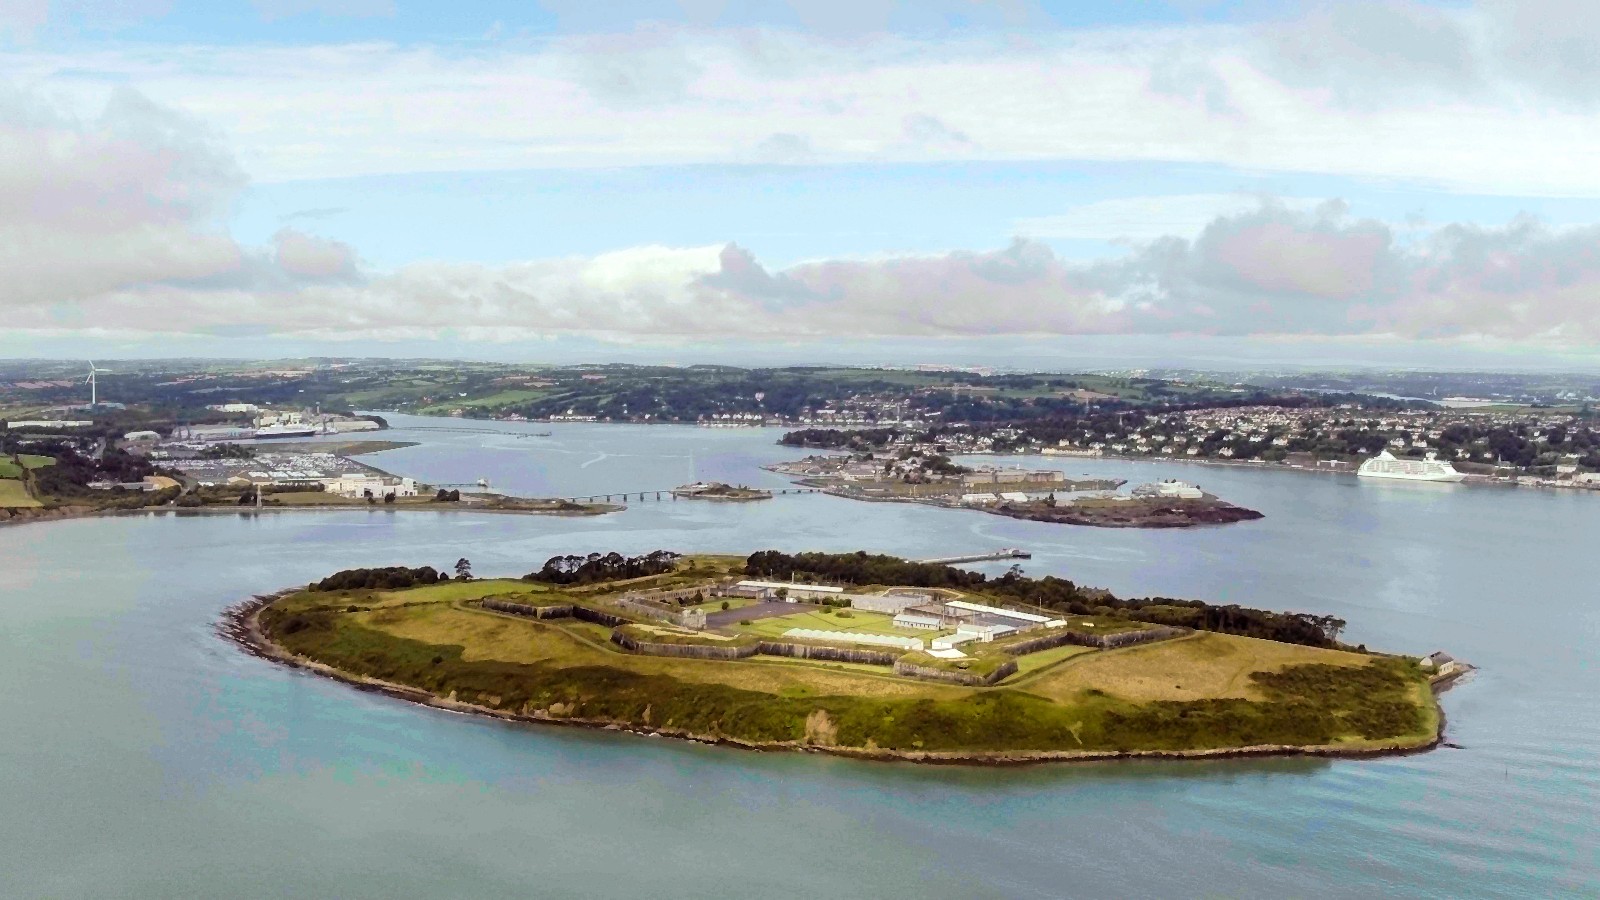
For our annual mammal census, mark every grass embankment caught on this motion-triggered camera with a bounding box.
[257,579,1439,757]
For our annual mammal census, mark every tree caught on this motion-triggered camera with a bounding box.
[383,492,396,505]
[454,557,473,580]
[720,600,730,610]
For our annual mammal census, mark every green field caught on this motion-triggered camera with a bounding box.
[0,479,40,508]
[258,571,1440,757]
[418,389,550,414]
[0,459,18,478]
[730,608,946,640]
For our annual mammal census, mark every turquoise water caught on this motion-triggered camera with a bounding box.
[1,414,1594,897]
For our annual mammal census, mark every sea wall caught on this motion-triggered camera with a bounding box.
[480,599,628,627]
[893,659,1019,686]
[572,606,629,628]
[1006,625,1187,656]
[610,631,758,660]
[608,632,896,666]
[756,641,897,666]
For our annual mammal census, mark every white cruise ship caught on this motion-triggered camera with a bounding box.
[253,422,320,439]
[1357,450,1465,483]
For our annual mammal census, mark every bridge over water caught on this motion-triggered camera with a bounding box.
[565,487,823,504]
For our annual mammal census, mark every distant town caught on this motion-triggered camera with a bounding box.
[3,360,1598,522]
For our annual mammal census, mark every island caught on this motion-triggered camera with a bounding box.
[766,454,1263,528]
[670,482,773,501]
[226,550,1459,763]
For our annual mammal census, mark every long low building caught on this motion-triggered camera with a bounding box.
[846,592,930,614]
[735,581,844,601]
[893,611,947,630]
[944,600,1067,630]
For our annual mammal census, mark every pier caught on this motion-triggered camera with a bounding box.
[918,548,1032,565]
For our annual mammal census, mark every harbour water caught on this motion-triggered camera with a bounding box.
[1,414,1595,897]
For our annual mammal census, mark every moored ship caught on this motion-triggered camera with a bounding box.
[253,422,320,439]
[1357,450,1465,482]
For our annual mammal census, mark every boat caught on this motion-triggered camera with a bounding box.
[1357,450,1465,483]
[253,423,320,439]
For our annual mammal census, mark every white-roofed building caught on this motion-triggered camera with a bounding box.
[893,611,946,630]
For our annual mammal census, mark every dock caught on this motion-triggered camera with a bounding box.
[919,548,1032,565]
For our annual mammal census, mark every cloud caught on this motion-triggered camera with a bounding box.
[0,83,246,306]
[901,112,972,148]
[0,0,50,41]
[272,228,360,280]
[1,80,1595,350]
[7,8,1600,194]
[0,0,172,40]
[250,0,394,22]
[14,192,1600,349]
[752,131,814,162]
[1016,194,1320,242]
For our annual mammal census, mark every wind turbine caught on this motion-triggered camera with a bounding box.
[85,361,109,407]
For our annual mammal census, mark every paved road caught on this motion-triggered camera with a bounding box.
[702,601,806,629]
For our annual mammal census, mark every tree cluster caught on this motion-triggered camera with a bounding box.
[312,566,446,591]
[523,550,682,585]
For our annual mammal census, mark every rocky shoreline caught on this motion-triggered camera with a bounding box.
[220,591,1451,767]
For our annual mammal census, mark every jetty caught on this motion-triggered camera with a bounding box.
[919,548,1032,565]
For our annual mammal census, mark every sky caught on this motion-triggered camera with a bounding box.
[5,0,1600,369]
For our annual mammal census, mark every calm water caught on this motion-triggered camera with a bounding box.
[1,413,1594,898]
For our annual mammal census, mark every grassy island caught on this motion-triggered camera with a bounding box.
[233,551,1447,763]
[670,482,773,501]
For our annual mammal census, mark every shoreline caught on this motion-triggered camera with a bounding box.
[0,500,621,530]
[220,591,1453,768]
[777,474,1264,530]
